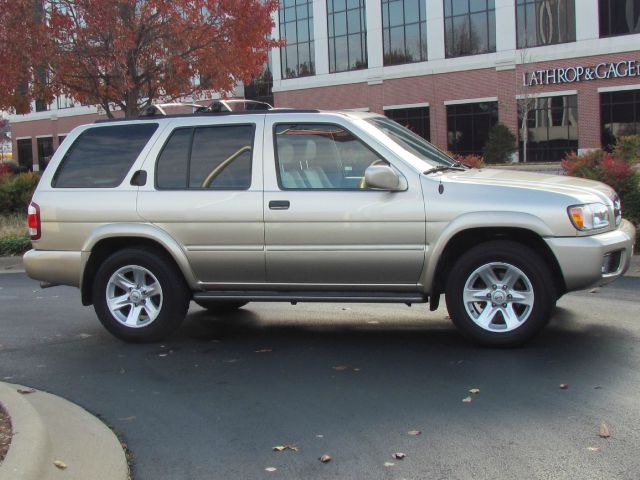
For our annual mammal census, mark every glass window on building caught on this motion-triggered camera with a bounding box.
[601,89,640,150]
[17,139,33,172]
[328,0,367,72]
[599,0,640,37]
[447,102,498,156]
[37,137,54,172]
[279,0,315,79]
[518,95,578,162]
[443,0,496,58]
[382,0,427,66]
[384,106,431,141]
[516,0,576,48]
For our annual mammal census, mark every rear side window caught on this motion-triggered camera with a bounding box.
[156,125,254,190]
[53,124,158,188]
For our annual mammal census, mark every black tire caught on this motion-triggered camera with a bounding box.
[92,248,190,342]
[445,240,555,347]
[194,300,248,312]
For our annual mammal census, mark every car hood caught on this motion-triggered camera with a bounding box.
[441,168,616,203]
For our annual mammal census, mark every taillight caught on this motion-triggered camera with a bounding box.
[27,202,41,240]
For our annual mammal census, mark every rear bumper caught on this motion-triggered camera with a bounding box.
[23,249,83,288]
[545,219,636,292]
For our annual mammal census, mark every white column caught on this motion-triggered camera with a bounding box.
[426,0,445,60]
[576,0,599,41]
[270,10,282,83]
[313,0,330,75]
[365,0,383,69]
[495,0,516,52]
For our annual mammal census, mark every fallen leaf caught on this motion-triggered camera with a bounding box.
[265,467,277,472]
[462,396,472,403]
[407,430,422,436]
[272,444,298,452]
[384,462,395,467]
[53,460,67,469]
[332,365,348,371]
[77,333,92,339]
[589,288,599,294]
[559,384,568,389]
[255,349,272,353]
[392,453,406,460]
[319,454,332,463]
[316,434,324,438]
[469,388,480,394]
[587,447,600,452]
[158,353,168,357]
[599,422,611,438]
[17,387,36,394]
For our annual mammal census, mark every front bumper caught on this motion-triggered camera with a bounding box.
[545,219,636,292]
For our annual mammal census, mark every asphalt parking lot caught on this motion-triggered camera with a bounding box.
[1,269,639,480]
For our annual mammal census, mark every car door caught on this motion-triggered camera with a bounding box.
[263,115,426,289]
[137,117,265,285]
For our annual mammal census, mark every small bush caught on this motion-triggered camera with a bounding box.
[457,154,485,168]
[0,232,31,256]
[613,135,640,164]
[0,172,40,215]
[483,123,517,164]
[561,150,603,180]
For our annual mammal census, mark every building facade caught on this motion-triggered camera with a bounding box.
[271,0,640,161]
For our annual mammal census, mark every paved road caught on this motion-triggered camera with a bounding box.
[1,271,639,480]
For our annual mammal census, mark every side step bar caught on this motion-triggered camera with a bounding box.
[193,291,427,304]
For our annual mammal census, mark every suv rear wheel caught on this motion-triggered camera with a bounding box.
[92,248,190,342]
[445,240,555,347]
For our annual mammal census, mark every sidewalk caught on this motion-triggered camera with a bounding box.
[0,383,128,480]
[0,256,23,273]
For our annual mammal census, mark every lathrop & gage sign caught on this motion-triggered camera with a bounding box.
[523,60,640,87]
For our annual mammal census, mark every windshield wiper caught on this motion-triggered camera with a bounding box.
[423,163,466,175]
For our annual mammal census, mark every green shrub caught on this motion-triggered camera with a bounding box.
[483,123,517,164]
[0,232,31,256]
[613,135,640,164]
[0,172,40,215]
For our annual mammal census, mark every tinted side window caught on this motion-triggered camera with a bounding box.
[156,125,254,190]
[274,124,385,190]
[53,124,158,188]
[156,129,191,188]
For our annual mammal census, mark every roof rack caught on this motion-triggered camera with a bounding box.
[94,109,322,123]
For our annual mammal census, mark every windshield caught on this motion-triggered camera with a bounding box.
[366,117,458,168]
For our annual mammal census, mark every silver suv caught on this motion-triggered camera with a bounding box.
[24,110,636,346]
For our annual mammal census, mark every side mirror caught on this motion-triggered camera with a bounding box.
[364,164,402,191]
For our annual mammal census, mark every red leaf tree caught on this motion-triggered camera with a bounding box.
[0,0,280,117]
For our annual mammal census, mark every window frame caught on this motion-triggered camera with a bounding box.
[327,0,368,73]
[272,122,392,192]
[381,0,428,66]
[600,89,640,150]
[154,124,256,191]
[446,101,499,156]
[443,0,496,59]
[279,0,315,79]
[516,0,576,49]
[599,0,640,38]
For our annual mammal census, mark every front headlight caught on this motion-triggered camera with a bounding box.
[568,203,610,231]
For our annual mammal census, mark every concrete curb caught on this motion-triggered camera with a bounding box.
[0,383,129,480]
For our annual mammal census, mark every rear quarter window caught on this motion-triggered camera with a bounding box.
[52,123,158,188]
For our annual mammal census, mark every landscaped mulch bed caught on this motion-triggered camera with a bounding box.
[0,403,11,463]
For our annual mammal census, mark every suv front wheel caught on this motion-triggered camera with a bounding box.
[445,240,555,347]
[92,248,190,342]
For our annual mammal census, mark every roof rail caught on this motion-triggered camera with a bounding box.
[94,109,322,123]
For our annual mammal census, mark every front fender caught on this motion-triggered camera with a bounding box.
[422,211,555,292]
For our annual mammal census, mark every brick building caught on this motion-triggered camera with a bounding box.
[271,0,640,161]
[9,0,640,168]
